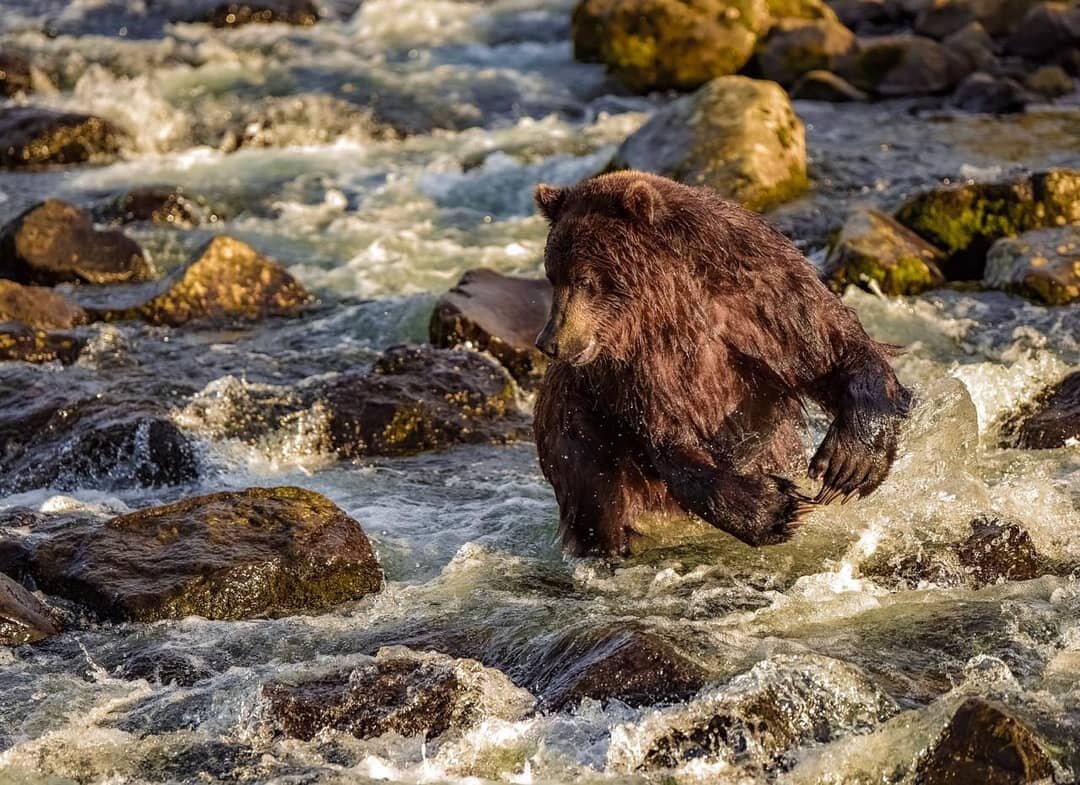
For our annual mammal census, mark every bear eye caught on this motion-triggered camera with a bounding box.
[573,275,600,294]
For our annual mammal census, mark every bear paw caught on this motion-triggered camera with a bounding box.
[809,418,899,505]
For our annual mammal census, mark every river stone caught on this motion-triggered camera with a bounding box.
[0,107,126,169]
[828,0,896,30]
[92,187,206,228]
[984,225,1079,304]
[0,280,88,329]
[609,76,807,211]
[539,628,709,711]
[954,515,1044,587]
[895,169,1080,281]
[1025,64,1074,97]
[262,647,535,741]
[1002,371,1080,449]
[1006,2,1080,58]
[836,34,972,96]
[0,573,60,646]
[755,18,857,85]
[827,206,946,294]
[0,53,32,98]
[790,69,870,99]
[0,200,151,286]
[192,0,320,26]
[943,21,996,70]
[0,323,84,365]
[614,654,896,771]
[28,487,383,622]
[429,269,551,389]
[915,698,1054,785]
[768,0,842,19]
[952,72,1034,114]
[570,0,771,92]
[85,235,311,326]
[320,345,531,458]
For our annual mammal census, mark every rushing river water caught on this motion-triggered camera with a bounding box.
[1,0,1079,783]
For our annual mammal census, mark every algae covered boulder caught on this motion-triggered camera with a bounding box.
[984,225,1079,305]
[0,572,61,646]
[86,235,311,326]
[827,206,946,294]
[609,76,807,210]
[429,269,552,389]
[0,280,88,329]
[836,34,972,96]
[571,0,771,92]
[0,199,151,285]
[0,323,84,365]
[0,107,126,168]
[321,345,531,458]
[895,169,1080,280]
[755,18,857,85]
[1001,371,1080,450]
[28,487,383,621]
[263,647,534,741]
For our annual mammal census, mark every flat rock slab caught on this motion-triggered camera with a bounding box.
[0,280,88,329]
[28,486,383,621]
[0,106,126,168]
[263,646,534,741]
[1002,371,1080,449]
[429,268,551,388]
[0,199,150,285]
[0,572,60,646]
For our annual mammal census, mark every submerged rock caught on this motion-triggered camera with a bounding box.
[540,628,709,711]
[0,280,88,329]
[915,698,1054,785]
[0,52,33,98]
[611,654,896,772]
[836,34,972,96]
[755,18,857,86]
[955,515,1044,587]
[1002,371,1080,449]
[0,107,126,168]
[85,235,311,326]
[983,225,1079,305]
[570,0,771,92]
[0,323,84,365]
[429,269,551,389]
[609,76,807,211]
[895,169,1080,281]
[321,345,531,458]
[92,187,206,228]
[196,0,320,26]
[790,69,870,100]
[28,487,383,621]
[263,647,535,741]
[827,206,946,294]
[0,572,60,646]
[0,200,151,285]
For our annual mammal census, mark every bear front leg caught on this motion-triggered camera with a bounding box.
[649,445,812,546]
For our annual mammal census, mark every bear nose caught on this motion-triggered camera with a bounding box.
[536,322,558,358]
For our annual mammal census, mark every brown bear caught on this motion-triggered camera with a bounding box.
[533,171,911,556]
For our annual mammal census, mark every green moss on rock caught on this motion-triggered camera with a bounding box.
[828,207,946,295]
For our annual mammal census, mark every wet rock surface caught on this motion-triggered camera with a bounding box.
[92,187,207,228]
[755,17,857,86]
[0,280,88,329]
[0,323,84,364]
[0,107,126,169]
[984,224,1079,305]
[193,0,320,27]
[429,269,551,389]
[26,487,384,621]
[0,200,151,285]
[263,647,534,741]
[836,34,972,96]
[610,76,807,210]
[827,206,946,294]
[790,68,870,99]
[915,698,1054,785]
[0,572,60,646]
[952,72,1034,114]
[955,516,1045,587]
[0,52,32,97]
[1002,371,1080,449]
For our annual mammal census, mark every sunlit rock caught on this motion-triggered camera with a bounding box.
[0,572,60,646]
[1025,64,1074,97]
[609,76,807,211]
[429,269,552,389]
[826,206,946,295]
[91,186,207,228]
[984,225,1079,305]
[262,646,534,741]
[571,0,771,92]
[0,107,126,169]
[1001,371,1080,449]
[0,280,88,329]
[0,323,84,365]
[768,0,842,20]
[790,69,869,100]
[0,199,150,285]
[28,487,383,621]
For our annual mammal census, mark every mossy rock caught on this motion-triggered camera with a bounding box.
[0,323,84,365]
[429,268,552,390]
[28,487,383,622]
[84,235,311,326]
[0,199,151,285]
[755,18,856,85]
[827,207,946,294]
[984,224,1079,304]
[0,106,125,168]
[0,280,88,329]
[895,169,1080,280]
[609,75,807,210]
[0,572,60,646]
[571,0,771,92]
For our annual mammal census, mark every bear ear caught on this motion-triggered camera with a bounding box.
[622,178,664,224]
[534,183,567,223]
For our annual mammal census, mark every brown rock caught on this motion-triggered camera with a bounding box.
[826,206,946,295]
[755,18,857,85]
[0,106,125,169]
[954,515,1044,587]
[1025,64,1074,96]
[0,572,60,646]
[93,186,205,228]
[984,224,1080,304]
[0,199,150,285]
[943,21,996,70]
[1003,371,1080,449]
[429,269,551,389]
[837,34,972,95]
[0,323,84,365]
[952,72,1034,114]
[0,52,32,98]
[200,0,319,26]
[28,487,383,622]
[0,280,88,329]
[1006,2,1080,59]
[790,69,870,99]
